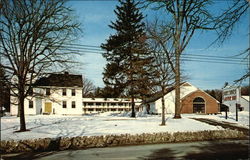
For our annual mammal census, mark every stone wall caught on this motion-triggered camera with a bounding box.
[0,129,246,153]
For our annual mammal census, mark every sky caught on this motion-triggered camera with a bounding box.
[66,0,249,90]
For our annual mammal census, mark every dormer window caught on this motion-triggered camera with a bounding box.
[72,89,76,96]
[45,88,50,95]
[62,88,67,96]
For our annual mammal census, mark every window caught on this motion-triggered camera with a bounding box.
[96,102,101,106]
[72,101,76,108]
[118,103,123,106]
[45,88,50,95]
[118,109,123,111]
[72,89,76,96]
[111,103,116,106]
[96,108,101,111]
[63,101,67,108]
[29,100,33,108]
[88,108,94,111]
[88,102,94,106]
[111,108,116,111]
[62,88,67,96]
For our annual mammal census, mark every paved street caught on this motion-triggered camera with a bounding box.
[2,139,249,160]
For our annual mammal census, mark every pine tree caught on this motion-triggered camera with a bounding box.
[101,0,154,117]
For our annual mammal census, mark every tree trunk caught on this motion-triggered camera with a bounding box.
[17,105,20,117]
[174,52,181,119]
[131,94,136,117]
[130,50,136,118]
[161,89,166,125]
[18,86,26,131]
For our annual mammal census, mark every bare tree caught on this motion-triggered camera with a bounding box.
[147,21,175,125]
[213,0,249,44]
[82,77,96,97]
[146,0,215,118]
[0,0,81,131]
[213,0,249,84]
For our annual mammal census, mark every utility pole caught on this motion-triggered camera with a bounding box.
[235,103,240,121]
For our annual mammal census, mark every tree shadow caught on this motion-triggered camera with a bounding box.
[139,148,177,160]
[1,137,62,160]
[1,151,57,160]
[184,141,249,160]
[140,141,249,160]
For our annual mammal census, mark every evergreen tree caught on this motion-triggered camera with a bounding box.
[101,0,154,117]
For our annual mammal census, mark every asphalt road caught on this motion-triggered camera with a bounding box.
[2,139,249,160]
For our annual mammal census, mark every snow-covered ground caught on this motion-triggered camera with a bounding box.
[1,111,248,141]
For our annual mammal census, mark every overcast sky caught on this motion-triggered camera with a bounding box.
[66,1,249,90]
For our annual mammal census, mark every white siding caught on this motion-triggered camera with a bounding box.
[10,87,83,115]
[240,96,249,111]
[149,82,198,114]
[41,88,83,115]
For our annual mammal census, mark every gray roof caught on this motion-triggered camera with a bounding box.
[144,86,175,103]
[144,82,187,104]
[34,73,83,87]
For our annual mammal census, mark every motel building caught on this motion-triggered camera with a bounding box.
[82,98,141,114]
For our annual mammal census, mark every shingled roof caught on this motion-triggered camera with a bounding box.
[34,73,83,87]
[144,86,175,104]
[144,82,187,103]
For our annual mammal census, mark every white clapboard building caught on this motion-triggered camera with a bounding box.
[11,72,83,115]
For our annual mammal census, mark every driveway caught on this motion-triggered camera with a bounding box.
[191,118,249,136]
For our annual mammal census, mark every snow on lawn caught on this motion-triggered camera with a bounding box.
[184,111,249,128]
[0,112,223,141]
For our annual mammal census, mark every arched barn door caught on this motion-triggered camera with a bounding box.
[193,97,205,113]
